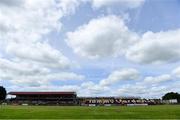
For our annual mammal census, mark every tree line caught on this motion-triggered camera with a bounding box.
[162,92,180,103]
[0,86,6,102]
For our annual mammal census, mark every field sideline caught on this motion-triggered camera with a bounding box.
[0,105,179,119]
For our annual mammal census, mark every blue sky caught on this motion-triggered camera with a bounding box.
[0,0,180,98]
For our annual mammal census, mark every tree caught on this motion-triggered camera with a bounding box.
[0,86,6,101]
[162,92,180,103]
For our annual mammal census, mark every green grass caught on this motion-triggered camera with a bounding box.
[0,105,179,119]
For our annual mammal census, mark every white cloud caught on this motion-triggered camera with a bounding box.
[0,0,23,7]
[71,68,139,96]
[9,72,84,87]
[58,0,81,15]
[116,84,170,98]
[81,81,109,94]
[90,0,145,9]
[0,0,84,87]
[0,0,80,61]
[126,29,180,64]
[7,84,80,92]
[66,15,139,59]
[117,84,147,95]
[99,68,140,86]
[144,74,171,84]
[0,58,49,78]
[0,0,77,67]
[172,66,180,78]
[0,58,84,87]
[0,0,63,41]
[113,71,178,98]
[66,13,180,64]
[6,42,70,69]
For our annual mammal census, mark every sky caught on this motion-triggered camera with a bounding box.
[0,0,180,98]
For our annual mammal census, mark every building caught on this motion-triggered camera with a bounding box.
[78,97,161,106]
[163,99,178,104]
[8,91,162,106]
[8,92,77,105]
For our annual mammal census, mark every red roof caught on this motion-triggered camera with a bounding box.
[8,92,76,95]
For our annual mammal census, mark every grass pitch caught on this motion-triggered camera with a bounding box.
[0,105,179,119]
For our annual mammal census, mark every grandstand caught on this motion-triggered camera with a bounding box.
[8,91,162,106]
[8,92,77,105]
[78,97,161,106]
